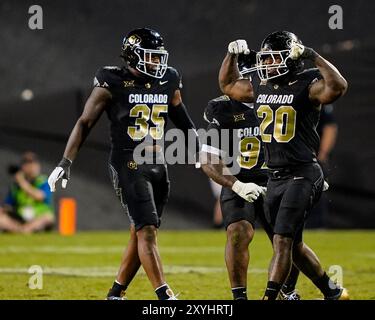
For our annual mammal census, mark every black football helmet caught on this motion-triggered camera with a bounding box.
[256,31,304,81]
[237,50,257,77]
[121,28,168,78]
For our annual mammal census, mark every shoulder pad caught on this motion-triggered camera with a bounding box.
[103,66,121,71]
[165,66,183,89]
[298,68,322,84]
[94,66,121,89]
[212,95,230,102]
[204,99,224,126]
[166,66,179,77]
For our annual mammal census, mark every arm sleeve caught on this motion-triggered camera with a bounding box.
[168,102,200,153]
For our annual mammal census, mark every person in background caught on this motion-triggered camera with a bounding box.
[0,152,54,233]
[317,104,338,173]
[307,104,338,228]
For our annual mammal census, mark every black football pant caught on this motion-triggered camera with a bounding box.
[265,163,324,243]
[108,149,170,231]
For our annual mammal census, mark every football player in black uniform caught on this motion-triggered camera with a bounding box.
[200,54,301,300]
[219,31,349,300]
[48,28,197,300]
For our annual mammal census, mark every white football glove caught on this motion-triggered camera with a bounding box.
[289,42,305,60]
[232,180,265,203]
[228,40,250,55]
[48,157,72,192]
[323,180,329,192]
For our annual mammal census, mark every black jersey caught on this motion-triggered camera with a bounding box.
[94,66,182,150]
[252,68,323,169]
[203,95,267,182]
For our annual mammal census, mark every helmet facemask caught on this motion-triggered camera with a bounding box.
[255,49,291,81]
[133,47,169,79]
[238,51,258,78]
[255,31,304,81]
[239,67,257,78]
[121,28,169,79]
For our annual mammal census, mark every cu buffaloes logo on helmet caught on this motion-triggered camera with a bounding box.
[127,34,141,46]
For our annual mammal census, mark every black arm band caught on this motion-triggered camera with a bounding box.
[302,47,318,60]
[169,102,195,131]
[58,157,72,170]
[169,102,200,153]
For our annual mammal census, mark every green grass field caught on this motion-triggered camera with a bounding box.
[0,230,374,300]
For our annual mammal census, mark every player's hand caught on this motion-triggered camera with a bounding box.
[323,180,329,192]
[48,157,72,192]
[228,40,250,55]
[232,180,265,203]
[260,186,267,196]
[289,42,316,60]
[289,42,305,60]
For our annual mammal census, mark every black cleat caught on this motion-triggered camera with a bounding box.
[279,289,301,300]
[324,287,349,300]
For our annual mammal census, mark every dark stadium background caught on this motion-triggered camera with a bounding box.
[0,0,374,229]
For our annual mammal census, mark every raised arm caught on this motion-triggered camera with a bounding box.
[289,43,348,105]
[218,40,254,103]
[48,87,111,191]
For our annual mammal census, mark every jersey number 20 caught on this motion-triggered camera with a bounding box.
[257,105,296,143]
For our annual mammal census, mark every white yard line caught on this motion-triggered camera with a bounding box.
[0,246,224,254]
[0,266,267,277]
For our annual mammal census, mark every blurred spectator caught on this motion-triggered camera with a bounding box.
[209,179,224,228]
[316,104,338,172]
[0,152,54,233]
[307,104,338,228]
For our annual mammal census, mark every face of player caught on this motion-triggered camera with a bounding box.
[263,54,282,75]
[21,161,41,180]
[145,54,161,72]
